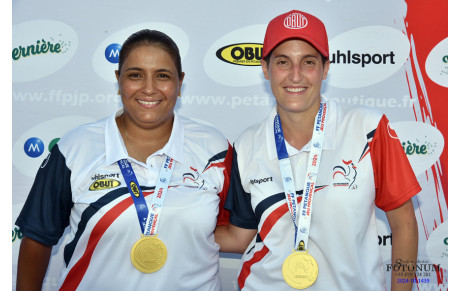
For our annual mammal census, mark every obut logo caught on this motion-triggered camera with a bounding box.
[13,20,78,83]
[284,12,308,29]
[204,24,266,87]
[89,179,121,191]
[216,43,263,66]
[130,181,140,197]
[93,22,189,83]
[326,26,410,88]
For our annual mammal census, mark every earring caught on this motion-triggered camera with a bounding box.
[118,90,121,95]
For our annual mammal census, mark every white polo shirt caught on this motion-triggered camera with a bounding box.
[225,100,421,291]
[16,110,232,291]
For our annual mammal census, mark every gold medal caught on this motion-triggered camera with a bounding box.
[131,235,167,273]
[282,250,318,289]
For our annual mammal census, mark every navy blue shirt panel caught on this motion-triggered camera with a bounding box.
[15,144,73,246]
[224,147,258,229]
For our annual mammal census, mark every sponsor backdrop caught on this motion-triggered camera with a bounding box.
[12,0,448,290]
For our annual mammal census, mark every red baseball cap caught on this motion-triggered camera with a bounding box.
[262,10,329,59]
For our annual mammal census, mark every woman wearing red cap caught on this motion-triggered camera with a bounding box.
[216,10,419,291]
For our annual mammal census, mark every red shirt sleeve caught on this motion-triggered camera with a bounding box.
[369,115,422,212]
[216,142,233,225]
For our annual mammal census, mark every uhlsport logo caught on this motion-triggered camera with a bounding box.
[93,22,189,83]
[326,26,410,88]
[250,176,274,185]
[105,43,121,64]
[284,12,308,29]
[24,137,45,158]
[332,159,357,189]
[330,50,395,68]
[13,20,78,82]
[216,43,263,66]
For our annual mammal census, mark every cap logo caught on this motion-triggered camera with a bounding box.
[284,13,308,29]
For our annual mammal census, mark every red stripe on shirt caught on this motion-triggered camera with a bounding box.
[259,203,288,241]
[238,246,269,289]
[59,191,154,291]
[238,203,289,289]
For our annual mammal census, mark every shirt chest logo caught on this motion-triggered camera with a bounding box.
[250,176,274,185]
[89,173,122,191]
[332,159,358,189]
[89,179,121,191]
[182,167,207,190]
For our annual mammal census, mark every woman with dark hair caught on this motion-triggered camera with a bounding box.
[16,29,232,291]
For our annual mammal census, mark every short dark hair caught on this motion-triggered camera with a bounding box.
[118,29,182,78]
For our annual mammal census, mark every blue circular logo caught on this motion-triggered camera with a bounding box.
[105,43,121,64]
[24,137,45,158]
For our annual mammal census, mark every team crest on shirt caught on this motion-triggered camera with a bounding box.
[182,167,206,190]
[332,160,358,189]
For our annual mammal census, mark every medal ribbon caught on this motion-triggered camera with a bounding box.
[118,156,176,236]
[274,100,328,251]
